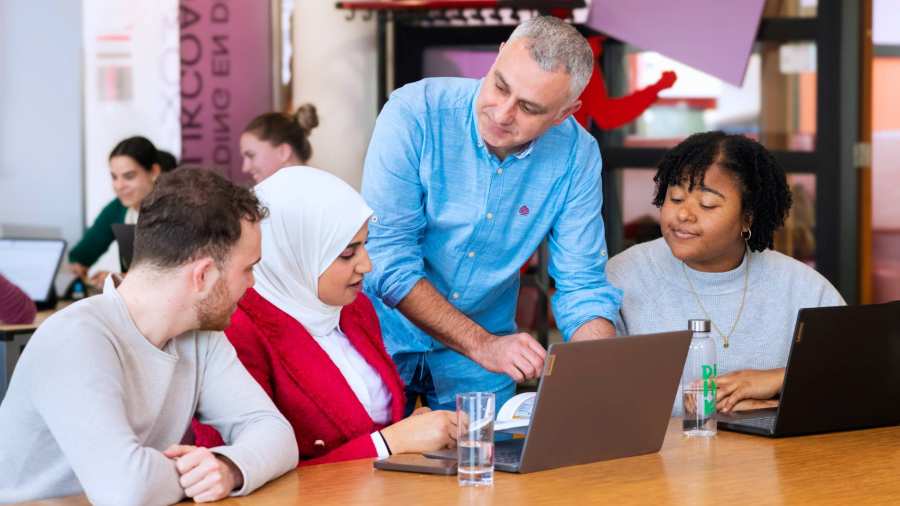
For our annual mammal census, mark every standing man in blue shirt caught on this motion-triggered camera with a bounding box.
[362,16,622,414]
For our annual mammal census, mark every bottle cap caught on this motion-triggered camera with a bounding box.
[689,319,710,332]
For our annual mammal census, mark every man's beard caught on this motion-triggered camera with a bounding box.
[195,277,235,331]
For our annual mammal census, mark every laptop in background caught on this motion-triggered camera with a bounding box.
[427,331,692,473]
[718,302,900,437]
[0,223,62,240]
[111,224,135,272]
[0,238,67,310]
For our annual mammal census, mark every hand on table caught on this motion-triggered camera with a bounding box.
[164,444,243,502]
[68,263,88,279]
[380,409,457,454]
[715,368,785,413]
[730,398,780,412]
[88,270,111,288]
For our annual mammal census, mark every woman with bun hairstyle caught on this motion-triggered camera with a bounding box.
[240,103,319,183]
[68,136,175,283]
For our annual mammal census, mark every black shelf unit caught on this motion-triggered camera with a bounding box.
[366,1,862,304]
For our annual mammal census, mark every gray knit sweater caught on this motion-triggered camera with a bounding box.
[607,238,844,392]
[0,279,298,505]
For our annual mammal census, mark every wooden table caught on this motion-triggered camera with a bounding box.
[16,419,900,505]
[0,305,63,398]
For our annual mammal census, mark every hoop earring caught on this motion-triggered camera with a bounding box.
[741,228,752,241]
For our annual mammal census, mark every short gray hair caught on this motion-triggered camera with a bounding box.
[507,16,594,101]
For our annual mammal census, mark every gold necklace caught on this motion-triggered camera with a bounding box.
[681,251,750,348]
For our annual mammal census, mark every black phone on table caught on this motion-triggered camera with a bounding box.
[373,454,458,475]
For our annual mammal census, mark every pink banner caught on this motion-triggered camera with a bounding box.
[587,0,765,87]
[179,0,273,184]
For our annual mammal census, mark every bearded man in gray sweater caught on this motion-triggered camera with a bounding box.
[0,169,298,505]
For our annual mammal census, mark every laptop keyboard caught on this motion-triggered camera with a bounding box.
[734,414,777,432]
[495,439,525,466]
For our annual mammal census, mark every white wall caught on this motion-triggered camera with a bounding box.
[81,0,181,276]
[292,1,378,189]
[0,0,83,280]
[874,0,900,45]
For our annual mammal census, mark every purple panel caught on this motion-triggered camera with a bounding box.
[587,0,765,86]
[179,1,273,184]
[423,47,497,79]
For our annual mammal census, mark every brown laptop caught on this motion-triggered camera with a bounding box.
[427,331,691,473]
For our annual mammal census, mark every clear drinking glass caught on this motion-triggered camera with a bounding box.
[457,392,495,486]
[682,382,717,436]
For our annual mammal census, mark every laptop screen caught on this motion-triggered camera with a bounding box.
[0,238,66,302]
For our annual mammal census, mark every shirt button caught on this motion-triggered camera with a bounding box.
[601,249,607,257]
[486,212,493,220]
[468,251,475,258]
[496,168,503,175]
[452,292,460,300]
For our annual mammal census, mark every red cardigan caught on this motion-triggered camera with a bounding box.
[193,288,406,466]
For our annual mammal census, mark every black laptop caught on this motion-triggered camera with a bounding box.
[111,223,136,272]
[718,302,900,437]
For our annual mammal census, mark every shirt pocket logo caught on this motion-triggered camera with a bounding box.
[518,205,530,216]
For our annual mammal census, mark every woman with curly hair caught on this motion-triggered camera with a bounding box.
[606,131,844,413]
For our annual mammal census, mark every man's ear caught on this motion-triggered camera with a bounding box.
[189,257,219,297]
[554,99,582,126]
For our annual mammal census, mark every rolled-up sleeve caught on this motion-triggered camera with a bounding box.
[361,95,428,308]
[548,142,623,340]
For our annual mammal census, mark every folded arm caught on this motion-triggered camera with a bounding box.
[195,334,298,496]
[31,334,184,506]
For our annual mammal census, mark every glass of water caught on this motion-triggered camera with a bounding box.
[457,392,495,486]
[682,382,717,436]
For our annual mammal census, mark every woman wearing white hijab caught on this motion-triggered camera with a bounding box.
[194,166,456,465]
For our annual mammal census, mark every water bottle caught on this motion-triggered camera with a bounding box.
[682,319,717,436]
[72,280,86,301]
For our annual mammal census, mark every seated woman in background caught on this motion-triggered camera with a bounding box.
[239,103,318,183]
[606,131,844,413]
[194,166,456,465]
[0,273,36,324]
[67,137,176,284]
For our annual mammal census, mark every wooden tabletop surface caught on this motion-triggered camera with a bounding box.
[0,304,67,335]
[15,419,900,505]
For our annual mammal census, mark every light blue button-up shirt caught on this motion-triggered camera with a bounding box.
[362,77,622,404]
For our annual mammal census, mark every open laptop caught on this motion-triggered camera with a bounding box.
[0,238,67,310]
[111,223,136,272]
[427,331,692,473]
[718,302,900,437]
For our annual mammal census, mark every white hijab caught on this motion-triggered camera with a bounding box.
[252,166,373,337]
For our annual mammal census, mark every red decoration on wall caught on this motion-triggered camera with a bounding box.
[574,35,678,130]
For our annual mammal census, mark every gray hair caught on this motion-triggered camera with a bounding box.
[507,16,594,101]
